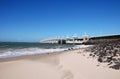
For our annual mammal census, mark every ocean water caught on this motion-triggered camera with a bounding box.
[0,42,91,59]
[0,42,76,58]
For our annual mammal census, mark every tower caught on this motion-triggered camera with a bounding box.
[73,33,78,44]
[66,35,70,41]
[83,32,89,43]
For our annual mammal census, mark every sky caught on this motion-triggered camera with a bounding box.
[0,0,120,42]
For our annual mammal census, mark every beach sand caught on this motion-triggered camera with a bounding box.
[0,49,120,79]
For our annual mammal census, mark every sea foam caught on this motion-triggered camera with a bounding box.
[0,45,91,58]
[0,48,67,58]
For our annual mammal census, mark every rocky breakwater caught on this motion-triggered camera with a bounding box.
[86,39,120,70]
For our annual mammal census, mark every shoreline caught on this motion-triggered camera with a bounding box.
[0,48,74,62]
[0,48,120,79]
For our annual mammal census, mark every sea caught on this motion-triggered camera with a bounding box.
[0,42,86,59]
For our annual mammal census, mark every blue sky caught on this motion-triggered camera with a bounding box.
[0,0,120,42]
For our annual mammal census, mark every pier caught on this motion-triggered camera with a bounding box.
[40,35,120,45]
[40,35,89,44]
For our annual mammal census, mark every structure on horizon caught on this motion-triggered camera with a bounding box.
[40,34,89,44]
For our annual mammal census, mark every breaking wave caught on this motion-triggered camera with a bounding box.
[0,45,91,59]
[0,48,67,58]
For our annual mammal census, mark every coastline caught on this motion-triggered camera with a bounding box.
[0,49,120,79]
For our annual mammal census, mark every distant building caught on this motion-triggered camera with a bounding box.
[83,36,89,43]
[40,39,59,43]
[40,34,120,44]
[40,34,90,44]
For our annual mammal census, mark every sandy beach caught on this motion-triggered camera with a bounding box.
[0,49,120,79]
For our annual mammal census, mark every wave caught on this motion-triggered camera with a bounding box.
[0,45,91,59]
[74,45,92,49]
[0,48,67,58]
